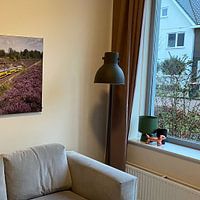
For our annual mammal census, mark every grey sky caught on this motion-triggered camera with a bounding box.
[0,35,43,53]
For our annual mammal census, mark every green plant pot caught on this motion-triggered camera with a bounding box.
[140,134,148,142]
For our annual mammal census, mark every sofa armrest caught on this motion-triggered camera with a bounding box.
[67,151,137,200]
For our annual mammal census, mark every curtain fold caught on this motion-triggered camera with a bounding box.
[106,0,145,170]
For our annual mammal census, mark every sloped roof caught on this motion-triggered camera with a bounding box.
[175,0,200,25]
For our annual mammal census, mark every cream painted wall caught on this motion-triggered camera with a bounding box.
[0,0,112,161]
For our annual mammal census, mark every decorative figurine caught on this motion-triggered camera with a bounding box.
[156,128,167,144]
[146,134,166,146]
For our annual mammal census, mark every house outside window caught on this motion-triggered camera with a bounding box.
[167,33,185,48]
[150,0,200,149]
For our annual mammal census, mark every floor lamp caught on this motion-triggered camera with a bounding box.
[94,52,125,164]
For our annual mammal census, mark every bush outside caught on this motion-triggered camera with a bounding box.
[155,55,200,142]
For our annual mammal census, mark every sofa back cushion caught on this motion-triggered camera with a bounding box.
[3,143,72,200]
[0,157,7,200]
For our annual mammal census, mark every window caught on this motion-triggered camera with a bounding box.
[167,33,185,48]
[168,33,176,47]
[161,7,168,17]
[177,33,185,46]
[148,0,200,150]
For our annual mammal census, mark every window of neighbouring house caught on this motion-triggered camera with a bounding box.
[161,7,168,17]
[177,33,185,46]
[149,0,200,150]
[167,33,185,48]
[168,33,176,47]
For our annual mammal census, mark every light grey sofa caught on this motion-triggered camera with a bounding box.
[0,144,137,200]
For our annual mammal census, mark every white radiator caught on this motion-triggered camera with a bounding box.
[126,164,200,200]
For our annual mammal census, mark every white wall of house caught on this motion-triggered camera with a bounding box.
[158,0,195,62]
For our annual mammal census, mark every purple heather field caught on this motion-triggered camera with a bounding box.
[0,61,42,114]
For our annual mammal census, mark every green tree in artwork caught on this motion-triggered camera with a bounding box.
[0,50,6,58]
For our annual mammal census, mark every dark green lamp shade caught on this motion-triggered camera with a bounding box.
[138,116,158,135]
[94,52,125,85]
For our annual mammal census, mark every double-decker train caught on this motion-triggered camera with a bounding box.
[0,65,24,79]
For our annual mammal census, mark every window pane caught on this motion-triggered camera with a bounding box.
[162,8,168,16]
[177,33,185,46]
[168,34,176,47]
[153,0,200,146]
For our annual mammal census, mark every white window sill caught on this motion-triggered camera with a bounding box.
[166,46,185,49]
[128,139,200,164]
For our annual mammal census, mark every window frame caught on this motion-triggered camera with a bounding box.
[146,0,200,150]
[167,32,185,48]
[167,33,176,47]
[177,32,185,47]
[161,6,168,18]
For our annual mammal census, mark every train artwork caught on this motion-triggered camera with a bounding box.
[0,35,43,115]
[0,65,24,79]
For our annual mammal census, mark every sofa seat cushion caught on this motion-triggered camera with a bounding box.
[0,157,7,200]
[32,191,87,200]
[3,144,72,200]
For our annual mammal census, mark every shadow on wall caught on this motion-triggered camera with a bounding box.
[78,89,108,161]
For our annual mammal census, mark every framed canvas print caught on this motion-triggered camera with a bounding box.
[0,35,43,115]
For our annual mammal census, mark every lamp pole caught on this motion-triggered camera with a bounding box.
[94,52,125,164]
[105,84,113,164]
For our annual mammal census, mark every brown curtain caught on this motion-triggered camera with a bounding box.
[106,0,145,170]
